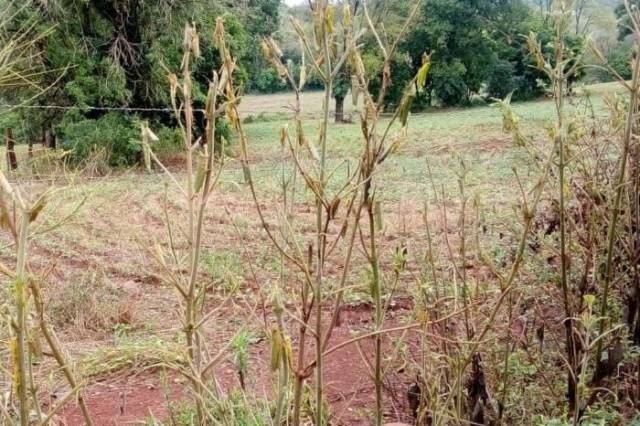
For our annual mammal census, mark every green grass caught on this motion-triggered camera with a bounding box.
[234,82,616,207]
[0,82,617,209]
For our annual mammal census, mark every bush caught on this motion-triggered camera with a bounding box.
[365,51,417,110]
[58,112,141,167]
[608,41,633,81]
[57,111,227,168]
[252,67,288,93]
[153,125,184,162]
[430,59,469,106]
[487,60,518,100]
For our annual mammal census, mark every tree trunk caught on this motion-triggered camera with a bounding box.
[335,96,345,123]
[5,128,18,171]
[45,129,56,149]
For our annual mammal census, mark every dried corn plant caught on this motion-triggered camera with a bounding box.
[143,20,245,424]
[0,9,92,426]
[406,1,640,423]
[591,0,640,362]
[403,1,594,422]
[0,175,93,426]
[236,1,431,424]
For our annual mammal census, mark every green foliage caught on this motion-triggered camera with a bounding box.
[333,72,351,101]
[615,0,640,40]
[2,0,278,167]
[231,331,259,384]
[365,52,419,110]
[401,0,498,106]
[58,112,141,167]
[202,249,246,293]
[429,59,470,106]
[608,40,633,80]
[152,126,184,159]
[252,68,289,93]
[382,0,586,106]
[166,391,272,426]
[487,60,518,100]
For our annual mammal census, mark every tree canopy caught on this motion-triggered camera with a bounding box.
[0,0,280,165]
[0,0,624,165]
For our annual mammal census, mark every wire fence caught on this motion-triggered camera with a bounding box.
[0,103,205,114]
[0,100,518,200]
[0,101,411,119]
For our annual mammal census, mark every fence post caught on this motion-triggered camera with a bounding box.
[6,128,18,171]
[44,129,56,149]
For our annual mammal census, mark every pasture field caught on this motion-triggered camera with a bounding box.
[0,81,627,425]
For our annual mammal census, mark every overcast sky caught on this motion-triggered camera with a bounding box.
[284,0,305,5]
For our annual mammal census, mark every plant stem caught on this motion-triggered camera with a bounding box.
[313,3,333,424]
[14,212,30,426]
[31,280,93,425]
[368,200,384,426]
[594,49,640,377]
[552,24,578,413]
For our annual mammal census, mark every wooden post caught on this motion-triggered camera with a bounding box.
[5,128,18,171]
[44,129,56,149]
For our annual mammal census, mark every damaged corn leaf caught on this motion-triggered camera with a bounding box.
[417,52,431,91]
[194,151,208,193]
[526,32,545,70]
[492,93,529,147]
[343,3,350,27]
[398,84,417,127]
[213,17,225,49]
[279,125,289,147]
[28,192,48,223]
[269,328,283,371]
[326,5,335,35]
[140,121,159,171]
[296,121,306,146]
[261,38,288,80]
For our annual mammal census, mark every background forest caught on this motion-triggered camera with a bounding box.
[0,0,631,166]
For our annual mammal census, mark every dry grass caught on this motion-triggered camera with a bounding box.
[239,90,362,118]
[46,270,137,338]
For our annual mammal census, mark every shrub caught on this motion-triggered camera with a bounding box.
[487,60,518,100]
[365,51,418,110]
[58,111,141,167]
[252,67,288,93]
[608,40,633,80]
[153,125,184,161]
[430,59,469,106]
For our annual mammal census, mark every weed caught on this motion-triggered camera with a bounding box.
[47,272,135,336]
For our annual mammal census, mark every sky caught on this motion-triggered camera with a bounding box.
[284,0,305,5]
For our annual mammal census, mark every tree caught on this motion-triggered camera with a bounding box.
[401,0,498,106]
[398,0,581,106]
[332,0,359,123]
[333,72,350,123]
[615,0,640,40]
[1,0,280,165]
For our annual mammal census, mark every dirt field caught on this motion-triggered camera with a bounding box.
[0,82,622,425]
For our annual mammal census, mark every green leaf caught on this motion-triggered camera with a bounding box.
[417,53,432,90]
